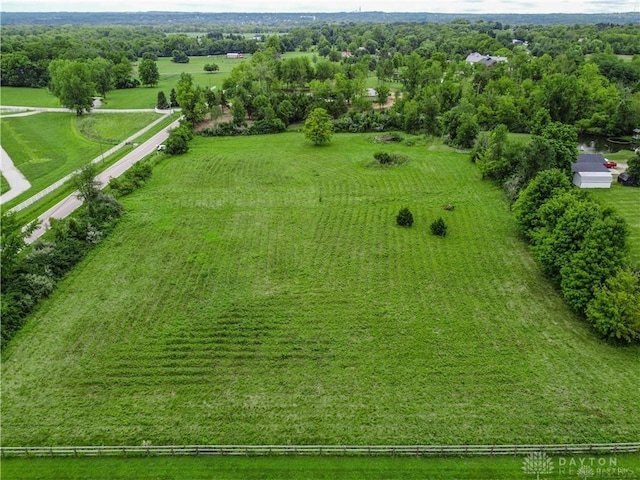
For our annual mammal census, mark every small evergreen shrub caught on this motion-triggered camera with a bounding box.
[430,217,447,236]
[396,207,414,227]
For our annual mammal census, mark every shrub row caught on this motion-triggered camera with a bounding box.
[1,172,123,348]
[108,160,153,196]
[333,110,404,133]
[199,119,286,137]
[513,169,640,343]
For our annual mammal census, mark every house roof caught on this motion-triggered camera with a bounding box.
[577,153,605,163]
[465,52,508,65]
[572,162,610,173]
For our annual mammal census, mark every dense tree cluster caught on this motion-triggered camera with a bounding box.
[513,170,639,343]
[2,21,639,137]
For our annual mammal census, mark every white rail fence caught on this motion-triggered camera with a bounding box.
[2,443,639,458]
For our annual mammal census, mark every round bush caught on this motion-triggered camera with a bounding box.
[396,207,414,227]
[430,217,447,236]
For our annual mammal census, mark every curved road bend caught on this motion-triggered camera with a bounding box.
[25,117,182,244]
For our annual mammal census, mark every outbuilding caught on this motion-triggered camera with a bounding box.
[571,154,612,188]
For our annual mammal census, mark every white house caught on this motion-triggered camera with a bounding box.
[465,52,508,67]
[571,154,612,188]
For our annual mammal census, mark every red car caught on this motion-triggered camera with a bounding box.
[604,160,617,168]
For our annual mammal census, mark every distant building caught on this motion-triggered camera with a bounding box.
[226,53,243,59]
[571,154,612,188]
[465,52,508,67]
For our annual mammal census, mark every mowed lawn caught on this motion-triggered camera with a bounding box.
[2,133,639,447]
[4,454,640,480]
[588,184,640,266]
[0,111,161,204]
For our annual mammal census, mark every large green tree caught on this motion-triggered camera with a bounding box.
[587,269,640,343]
[303,108,333,145]
[48,59,95,115]
[138,58,159,87]
[88,57,114,99]
[175,73,206,126]
[512,169,572,241]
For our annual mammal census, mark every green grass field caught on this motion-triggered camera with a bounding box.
[0,87,61,108]
[0,111,161,206]
[1,172,10,195]
[2,132,639,448]
[588,183,640,266]
[3,454,639,480]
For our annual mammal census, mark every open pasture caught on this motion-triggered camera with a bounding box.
[0,87,61,108]
[0,111,160,206]
[2,133,639,447]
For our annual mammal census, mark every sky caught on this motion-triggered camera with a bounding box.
[1,0,638,13]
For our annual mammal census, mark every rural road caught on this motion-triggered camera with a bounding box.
[0,146,32,203]
[25,117,182,244]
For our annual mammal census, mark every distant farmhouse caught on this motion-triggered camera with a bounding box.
[571,154,613,188]
[465,52,508,67]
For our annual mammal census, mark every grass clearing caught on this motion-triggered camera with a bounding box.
[0,87,61,108]
[587,183,640,266]
[0,111,162,207]
[2,133,639,447]
[1,173,10,195]
[3,454,640,480]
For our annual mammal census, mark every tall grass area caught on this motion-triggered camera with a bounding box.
[2,133,639,447]
[0,112,160,206]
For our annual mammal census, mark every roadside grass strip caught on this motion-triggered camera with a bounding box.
[2,452,640,480]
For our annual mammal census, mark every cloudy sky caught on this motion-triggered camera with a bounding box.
[2,0,638,13]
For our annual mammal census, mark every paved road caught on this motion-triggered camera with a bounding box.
[0,146,32,203]
[26,117,182,244]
